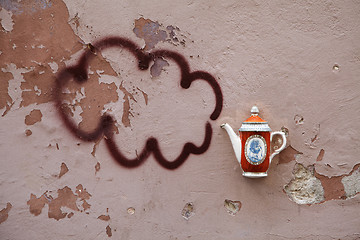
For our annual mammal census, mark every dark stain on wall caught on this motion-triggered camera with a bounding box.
[55,37,223,169]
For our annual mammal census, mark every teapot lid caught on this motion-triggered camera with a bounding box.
[239,106,272,132]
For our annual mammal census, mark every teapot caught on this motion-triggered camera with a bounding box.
[221,106,286,178]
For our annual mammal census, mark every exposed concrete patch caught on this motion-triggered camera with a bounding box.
[284,163,325,205]
[342,164,360,199]
[181,202,194,220]
[58,162,69,178]
[278,145,303,164]
[27,184,92,220]
[0,202,12,224]
[286,161,360,204]
[224,199,241,216]
[24,109,42,125]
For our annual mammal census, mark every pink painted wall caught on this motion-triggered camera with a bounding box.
[1,0,359,239]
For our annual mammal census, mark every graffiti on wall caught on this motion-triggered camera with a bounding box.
[55,37,223,169]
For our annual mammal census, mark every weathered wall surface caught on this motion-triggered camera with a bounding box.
[1,0,360,239]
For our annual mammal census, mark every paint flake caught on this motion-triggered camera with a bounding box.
[58,162,69,178]
[27,184,92,220]
[119,81,136,127]
[98,214,110,221]
[0,203,12,224]
[106,225,112,237]
[133,17,167,50]
[150,57,169,77]
[24,109,42,125]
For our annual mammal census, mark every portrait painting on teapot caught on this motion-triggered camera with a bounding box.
[245,135,267,165]
[221,106,286,178]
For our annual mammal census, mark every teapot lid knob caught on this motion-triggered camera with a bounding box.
[251,106,259,115]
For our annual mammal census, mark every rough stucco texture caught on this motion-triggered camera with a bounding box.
[1,0,360,239]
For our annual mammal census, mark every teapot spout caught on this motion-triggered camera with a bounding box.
[221,123,241,164]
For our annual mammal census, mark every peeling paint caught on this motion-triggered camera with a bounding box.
[133,17,188,51]
[150,57,169,77]
[27,193,48,216]
[58,162,69,178]
[136,87,148,105]
[91,138,102,157]
[118,81,136,127]
[75,184,92,211]
[133,17,167,51]
[0,0,119,139]
[106,225,112,237]
[286,162,360,204]
[0,0,359,238]
[0,202,12,224]
[47,187,79,220]
[24,109,42,125]
[0,70,12,115]
[27,184,92,220]
[314,171,346,201]
[98,214,110,221]
[25,129,32,136]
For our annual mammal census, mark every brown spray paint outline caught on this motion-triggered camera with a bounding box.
[55,37,223,169]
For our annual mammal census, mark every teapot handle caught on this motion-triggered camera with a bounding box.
[270,131,286,163]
